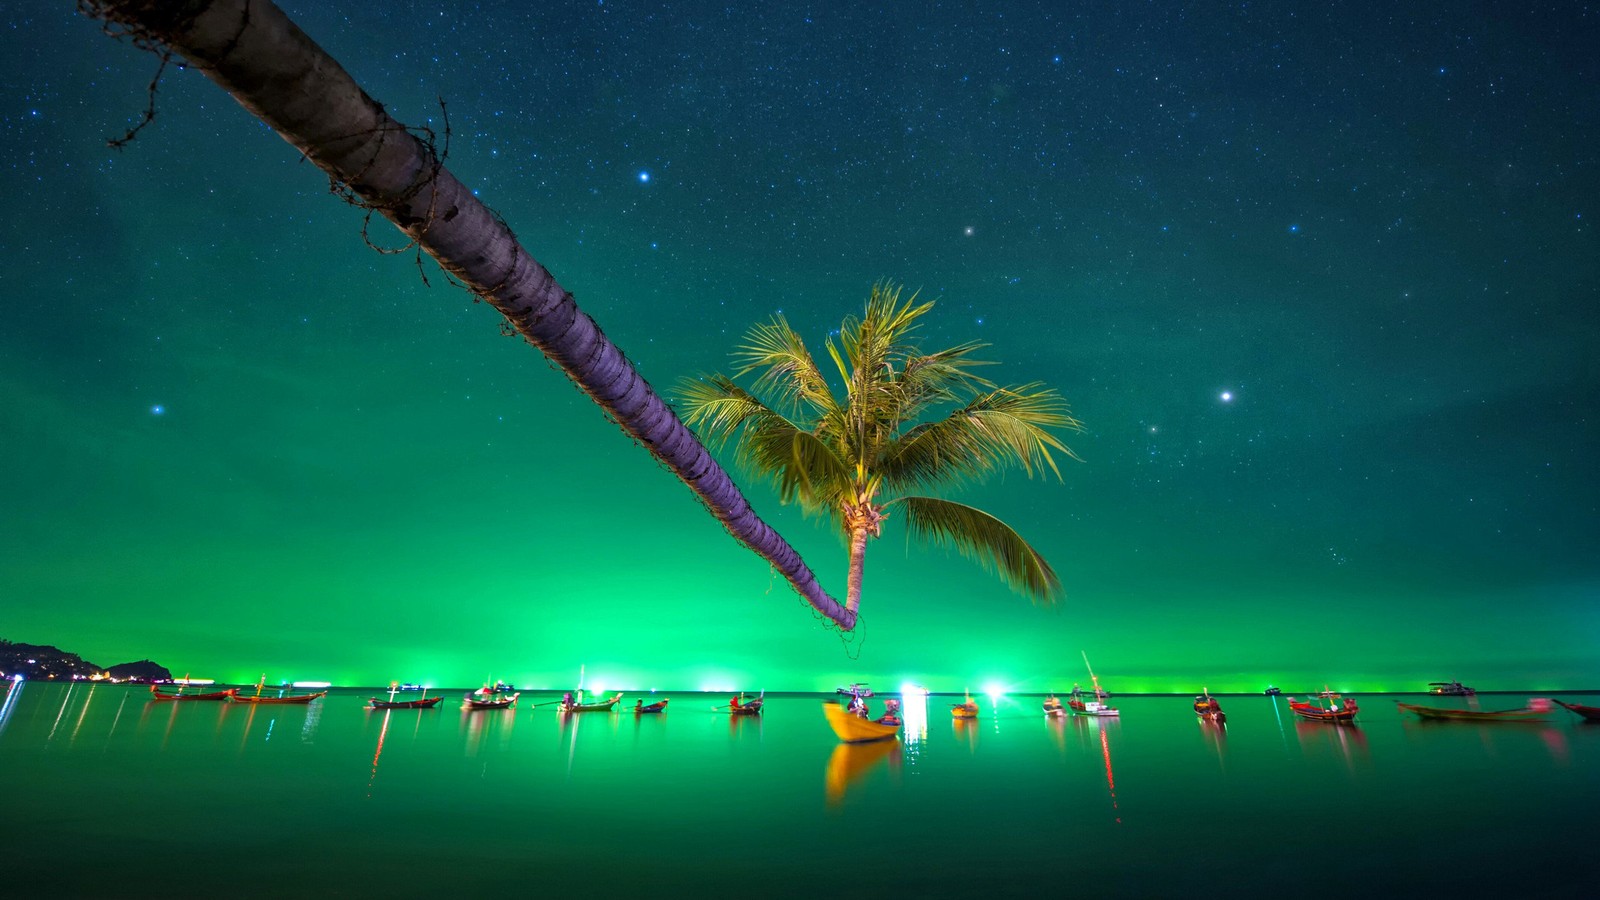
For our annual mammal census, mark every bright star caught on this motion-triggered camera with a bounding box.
[150,405,165,415]
[1219,391,1233,403]
[963,225,975,236]
[638,171,650,183]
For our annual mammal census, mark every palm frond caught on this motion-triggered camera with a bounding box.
[732,316,838,420]
[893,496,1062,603]
[676,375,779,450]
[881,384,1082,489]
[677,374,853,516]
[739,424,854,514]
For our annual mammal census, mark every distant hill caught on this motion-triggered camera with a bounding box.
[0,639,170,682]
[106,659,173,682]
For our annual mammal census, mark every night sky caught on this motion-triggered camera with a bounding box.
[4,2,1596,693]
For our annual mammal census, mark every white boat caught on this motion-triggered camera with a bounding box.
[1071,652,1120,716]
[1069,697,1120,717]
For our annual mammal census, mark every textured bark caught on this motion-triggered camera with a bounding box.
[844,525,870,617]
[80,0,854,629]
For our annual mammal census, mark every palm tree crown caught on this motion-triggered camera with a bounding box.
[680,282,1082,618]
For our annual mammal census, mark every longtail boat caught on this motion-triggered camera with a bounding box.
[370,695,443,710]
[231,675,326,705]
[1396,700,1552,722]
[1043,696,1066,718]
[1287,692,1359,723]
[1193,690,1225,724]
[559,692,623,713]
[464,691,519,710]
[823,701,901,743]
[1428,680,1476,696]
[952,696,979,719]
[634,699,669,714]
[231,690,326,705]
[149,684,236,702]
[1553,699,1600,722]
[729,694,764,716]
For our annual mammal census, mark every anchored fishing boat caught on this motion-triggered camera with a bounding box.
[149,684,236,702]
[822,700,901,743]
[1428,680,1476,696]
[1070,653,1119,717]
[951,695,979,719]
[370,695,442,710]
[1287,691,1359,723]
[728,693,764,716]
[1193,690,1225,724]
[1396,699,1552,722]
[559,691,622,713]
[231,676,326,704]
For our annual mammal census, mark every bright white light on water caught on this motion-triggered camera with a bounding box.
[293,681,331,689]
[174,678,215,685]
[983,682,1007,703]
[899,682,929,698]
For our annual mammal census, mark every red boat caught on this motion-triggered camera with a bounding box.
[1553,699,1600,722]
[1287,692,1359,723]
[634,699,669,714]
[370,695,444,710]
[149,684,237,702]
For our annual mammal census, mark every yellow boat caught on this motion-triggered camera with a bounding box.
[822,702,901,743]
[952,695,980,719]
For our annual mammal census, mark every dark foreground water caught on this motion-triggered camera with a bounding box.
[3,682,1596,899]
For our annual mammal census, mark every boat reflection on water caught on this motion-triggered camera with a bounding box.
[1294,718,1369,771]
[824,738,900,807]
[367,709,392,798]
[1076,717,1122,824]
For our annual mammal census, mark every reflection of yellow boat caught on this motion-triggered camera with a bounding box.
[822,702,901,743]
[824,737,899,805]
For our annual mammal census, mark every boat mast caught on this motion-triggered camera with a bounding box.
[1081,651,1105,699]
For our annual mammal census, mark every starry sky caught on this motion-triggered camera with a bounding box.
[3,2,1597,693]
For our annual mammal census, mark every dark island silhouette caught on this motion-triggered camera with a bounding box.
[0,639,170,682]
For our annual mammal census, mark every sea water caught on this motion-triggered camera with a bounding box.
[2,682,1594,898]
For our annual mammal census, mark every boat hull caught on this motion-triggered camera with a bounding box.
[465,691,519,710]
[149,687,237,702]
[560,693,623,713]
[231,691,327,704]
[370,696,443,709]
[1553,699,1600,722]
[1396,702,1550,722]
[822,702,900,743]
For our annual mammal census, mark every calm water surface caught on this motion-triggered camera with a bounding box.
[3,682,1595,898]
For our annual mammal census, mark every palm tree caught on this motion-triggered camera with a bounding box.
[76,0,853,627]
[680,282,1082,618]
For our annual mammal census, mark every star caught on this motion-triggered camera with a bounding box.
[150,405,165,415]
[1219,391,1233,403]
[637,170,651,183]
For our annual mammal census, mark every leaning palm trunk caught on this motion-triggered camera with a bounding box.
[78,0,854,629]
